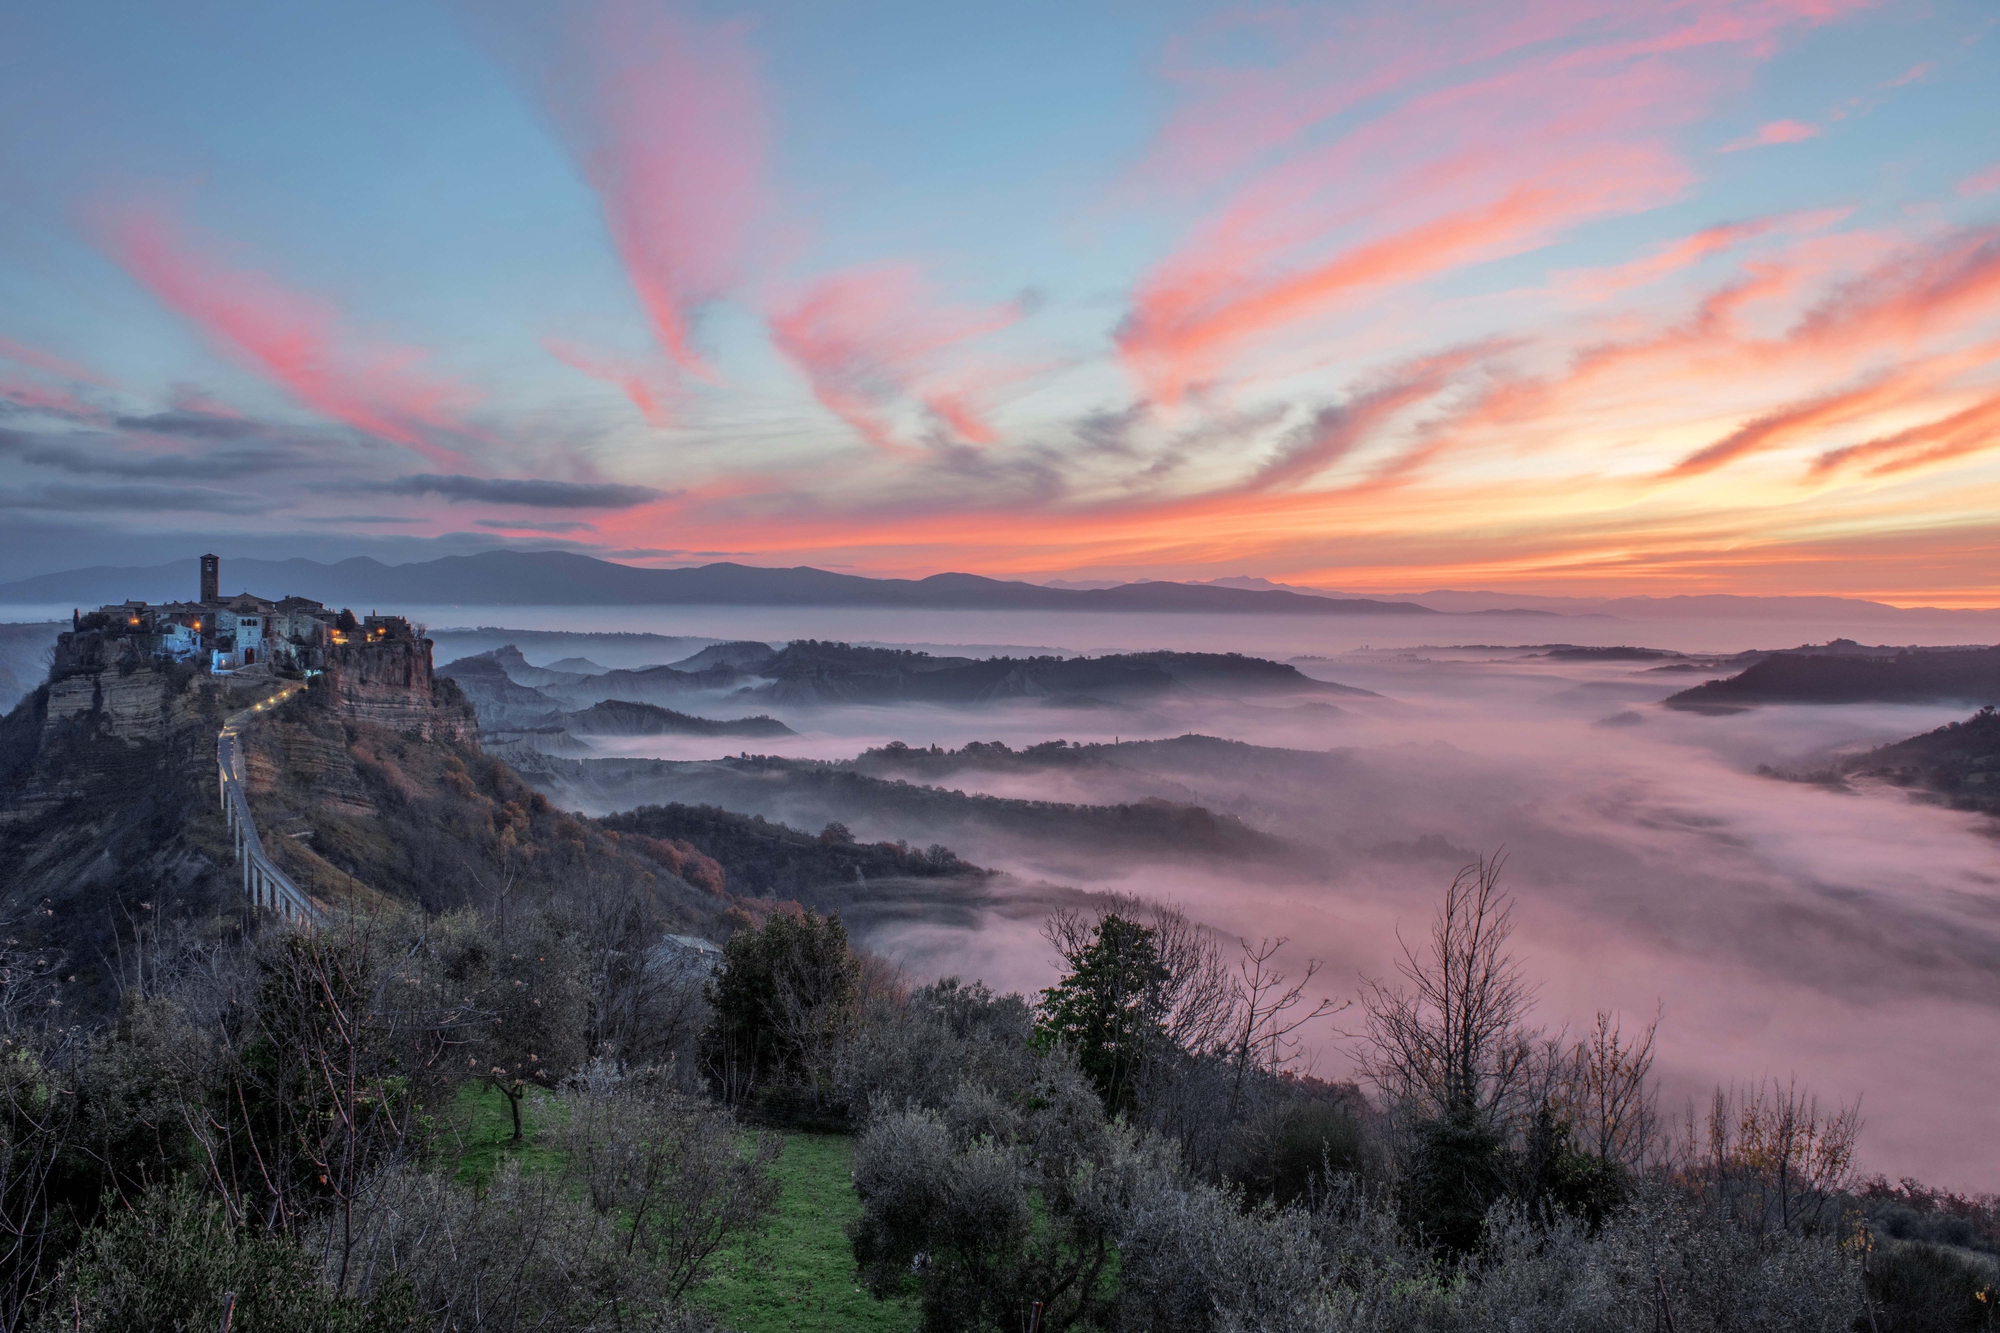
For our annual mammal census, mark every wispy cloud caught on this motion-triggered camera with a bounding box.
[0,481,269,513]
[1720,119,1820,153]
[498,0,766,380]
[1959,163,2000,197]
[473,517,599,532]
[365,473,668,508]
[543,338,671,426]
[769,264,1030,451]
[85,200,479,467]
[1112,2,1862,404]
[0,335,110,387]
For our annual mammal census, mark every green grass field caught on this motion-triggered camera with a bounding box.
[444,1086,913,1330]
[692,1132,917,1333]
[445,1082,567,1185]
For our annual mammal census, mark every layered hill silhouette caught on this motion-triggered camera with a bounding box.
[1841,707,2000,815]
[439,639,1374,724]
[0,550,1442,614]
[1664,644,2000,710]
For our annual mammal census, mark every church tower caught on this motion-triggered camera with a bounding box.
[200,553,219,604]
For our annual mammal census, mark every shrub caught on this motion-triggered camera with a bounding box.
[1867,1241,2000,1333]
[1227,1098,1366,1207]
[42,1178,404,1333]
[701,910,857,1108]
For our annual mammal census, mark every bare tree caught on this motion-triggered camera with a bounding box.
[1354,854,1537,1124]
[1676,1078,1862,1237]
[151,911,481,1294]
[1557,1009,1660,1168]
[1224,937,1345,1116]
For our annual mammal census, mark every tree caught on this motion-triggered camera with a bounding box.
[701,911,858,1106]
[163,912,480,1286]
[442,914,589,1142]
[849,1052,1155,1333]
[1677,1078,1862,1237]
[43,1177,405,1333]
[1035,914,1169,1115]
[1355,854,1535,1125]
[554,1063,781,1300]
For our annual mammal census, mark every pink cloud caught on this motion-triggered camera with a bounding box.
[1879,60,1934,89]
[544,337,671,427]
[1813,389,2000,477]
[1116,1,1867,404]
[1670,369,1924,475]
[524,1,767,380]
[1793,226,2000,349]
[1959,163,2000,197]
[86,202,477,467]
[1553,209,1849,300]
[0,335,110,387]
[768,265,1027,451]
[1721,119,1821,152]
[0,378,97,418]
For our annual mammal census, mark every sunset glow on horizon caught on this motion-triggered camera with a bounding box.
[2,0,1998,603]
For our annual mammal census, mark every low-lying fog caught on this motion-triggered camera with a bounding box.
[14,598,1992,1186]
[408,602,2000,657]
[435,606,2000,1189]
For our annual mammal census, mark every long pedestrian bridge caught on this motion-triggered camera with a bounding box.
[217,682,321,925]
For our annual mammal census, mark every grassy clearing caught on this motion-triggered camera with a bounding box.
[444,1081,566,1185]
[442,1086,908,1329]
[694,1133,917,1333]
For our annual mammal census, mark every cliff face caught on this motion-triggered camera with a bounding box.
[42,669,184,746]
[0,631,482,1018]
[323,639,478,742]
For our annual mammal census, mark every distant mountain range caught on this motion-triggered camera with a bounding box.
[6,550,1988,623]
[0,551,1448,616]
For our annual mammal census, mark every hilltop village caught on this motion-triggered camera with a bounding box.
[34,554,457,748]
[52,552,415,679]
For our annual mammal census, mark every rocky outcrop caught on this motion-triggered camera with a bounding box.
[323,639,477,743]
[43,669,180,745]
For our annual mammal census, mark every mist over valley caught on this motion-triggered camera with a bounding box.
[390,608,2000,1188]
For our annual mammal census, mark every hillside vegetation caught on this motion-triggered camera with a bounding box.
[1666,646,2000,710]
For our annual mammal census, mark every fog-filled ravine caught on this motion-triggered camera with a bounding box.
[400,608,2000,1190]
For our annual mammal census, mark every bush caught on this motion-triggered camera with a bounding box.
[849,1049,1137,1333]
[837,976,1035,1124]
[1227,1098,1366,1208]
[701,910,857,1109]
[1868,1241,2000,1333]
[325,1072,777,1331]
[42,1178,405,1333]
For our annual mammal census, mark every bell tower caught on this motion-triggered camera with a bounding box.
[200,553,219,604]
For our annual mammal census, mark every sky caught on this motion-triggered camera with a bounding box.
[1,0,1998,603]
